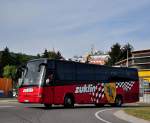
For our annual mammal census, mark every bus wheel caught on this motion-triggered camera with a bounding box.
[64,95,74,108]
[44,104,52,109]
[115,96,122,107]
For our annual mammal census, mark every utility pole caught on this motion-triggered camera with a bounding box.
[126,49,129,67]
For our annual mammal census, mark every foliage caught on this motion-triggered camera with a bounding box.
[106,43,121,66]
[124,107,150,121]
[15,53,33,65]
[0,47,16,67]
[36,53,41,58]
[0,47,35,66]
[42,49,49,58]
[0,47,36,77]
[0,47,64,90]
[120,43,133,60]
[3,65,17,79]
[42,49,64,60]
[106,43,133,66]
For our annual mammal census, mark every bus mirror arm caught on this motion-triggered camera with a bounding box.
[38,63,48,72]
[18,65,27,72]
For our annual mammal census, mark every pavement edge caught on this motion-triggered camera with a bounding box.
[114,110,150,123]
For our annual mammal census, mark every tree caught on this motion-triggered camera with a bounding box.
[15,53,32,65]
[56,51,63,60]
[37,53,41,58]
[106,43,133,66]
[15,52,36,65]
[106,43,122,66]
[0,47,14,67]
[41,50,64,60]
[42,49,49,58]
[120,43,133,61]
[3,65,17,79]
[3,65,18,90]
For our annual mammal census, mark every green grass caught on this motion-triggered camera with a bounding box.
[124,107,150,121]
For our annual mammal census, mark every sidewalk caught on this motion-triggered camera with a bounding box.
[114,110,150,123]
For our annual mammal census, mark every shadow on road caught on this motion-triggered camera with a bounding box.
[28,105,102,110]
[26,103,150,110]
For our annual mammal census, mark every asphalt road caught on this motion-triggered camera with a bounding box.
[0,102,131,123]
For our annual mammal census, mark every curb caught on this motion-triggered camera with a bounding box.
[0,99,18,103]
[114,110,150,123]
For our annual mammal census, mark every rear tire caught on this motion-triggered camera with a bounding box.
[44,104,52,109]
[115,96,123,107]
[64,95,74,108]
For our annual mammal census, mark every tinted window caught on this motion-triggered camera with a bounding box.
[47,60,55,69]
[56,61,75,81]
[95,66,110,81]
[76,64,95,81]
[110,67,138,81]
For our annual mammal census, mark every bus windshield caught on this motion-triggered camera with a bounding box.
[21,60,46,86]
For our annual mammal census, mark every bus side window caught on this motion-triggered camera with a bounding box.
[46,70,54,85]
[46,74,53,84]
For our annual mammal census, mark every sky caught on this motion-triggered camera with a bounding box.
[0,0,150,58]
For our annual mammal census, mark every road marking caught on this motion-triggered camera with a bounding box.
[95,109,112,123]
[0,105,15,108]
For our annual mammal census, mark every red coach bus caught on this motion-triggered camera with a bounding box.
[18,59,139,108]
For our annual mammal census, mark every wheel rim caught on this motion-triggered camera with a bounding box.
[67,98,72,105]
[65,96,74,107]
[44,104,51,108]
[116,98,122,106]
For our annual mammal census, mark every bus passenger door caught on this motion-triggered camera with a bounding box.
[43,72,54,104]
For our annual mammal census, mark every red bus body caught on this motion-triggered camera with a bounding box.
[18,59,139,106]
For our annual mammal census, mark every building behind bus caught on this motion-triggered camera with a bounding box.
[115,49,150,103]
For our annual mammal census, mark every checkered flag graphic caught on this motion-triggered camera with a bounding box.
[91,83,104,103]
[116,81,135,91]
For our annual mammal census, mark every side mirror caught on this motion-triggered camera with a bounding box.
[38,63,47,72]
[46,78,50,85]
[45,74,54,85]
[18,78,23,87]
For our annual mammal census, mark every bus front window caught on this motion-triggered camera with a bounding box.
[21,60,46,86]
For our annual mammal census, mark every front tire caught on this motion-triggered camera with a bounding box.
[64,96,74,108]
[44,104,52,109]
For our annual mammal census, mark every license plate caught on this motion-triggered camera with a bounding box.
[24,100,29,102]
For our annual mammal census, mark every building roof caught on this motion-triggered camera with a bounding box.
[132,49,150,54]
[90,55,109,60]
